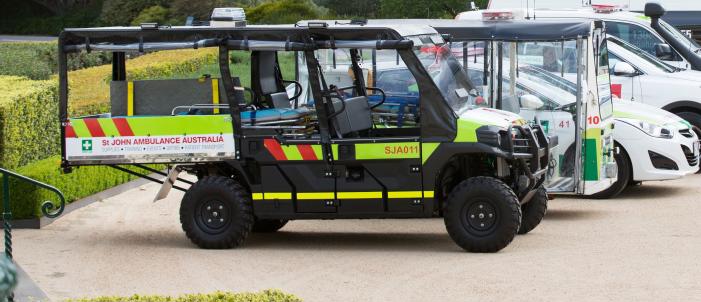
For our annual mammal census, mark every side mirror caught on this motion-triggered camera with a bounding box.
[613,61,638,77]
[655,43,674,60]
[520,94,544,110]
[644,2,666,19]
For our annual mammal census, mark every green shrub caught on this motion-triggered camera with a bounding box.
[0,156,160,219]
[0,76,59,169]
[0,42,111,80]
[66,290,301,302]
[131,5,173,26]
[99,0,169,26]
[246,0,326,24]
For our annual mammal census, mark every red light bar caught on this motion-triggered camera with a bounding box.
[482,11,514,20]
[592,4,618,13]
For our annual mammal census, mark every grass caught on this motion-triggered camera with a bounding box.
[0,155,159,219]
[66,290,301,302]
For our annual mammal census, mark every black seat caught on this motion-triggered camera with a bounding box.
[251,51,301,109]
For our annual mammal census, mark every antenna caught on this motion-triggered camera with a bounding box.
[533,0,537,20]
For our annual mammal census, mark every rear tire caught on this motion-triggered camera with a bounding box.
[518,185,548,235]
[443,176,521,253]
[590,144,631,199]
[252,219,288,233]
[180,176,254,249]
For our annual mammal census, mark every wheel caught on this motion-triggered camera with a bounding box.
[180,176,254,249]
[443,176,521,253]
[518,185,548,235]
[590,144,631,199]
[252,219,288,233]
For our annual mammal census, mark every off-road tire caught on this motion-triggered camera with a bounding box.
[252,219,288,233]
[180,176,254,249]
[590,144,631,199]
[443,176,521,253]
[518,185,548,235]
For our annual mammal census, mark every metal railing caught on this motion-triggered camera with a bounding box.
[1,168,66,301]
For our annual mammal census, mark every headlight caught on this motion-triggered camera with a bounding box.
[634,121,674,139]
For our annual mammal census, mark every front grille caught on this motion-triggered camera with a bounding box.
[679,129,695,138]
[681,145,699,166]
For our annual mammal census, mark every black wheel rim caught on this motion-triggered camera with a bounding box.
[462,199,497,234]
[195,199,231,234]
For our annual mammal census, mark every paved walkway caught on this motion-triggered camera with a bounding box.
[12,175,701,301]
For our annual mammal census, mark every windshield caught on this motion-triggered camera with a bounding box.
[659,19,701,50]
[415,44,482,114]
[607,37,677,73]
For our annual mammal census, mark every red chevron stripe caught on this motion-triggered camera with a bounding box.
[297,145,317,160]
[264,138,287,160]
[112,118,135,136]
[65,124,77,138]
[83,118,105,137]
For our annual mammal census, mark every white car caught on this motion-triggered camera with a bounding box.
[607,35,701,135]
[457,4,701,71]
[509,67,700,197]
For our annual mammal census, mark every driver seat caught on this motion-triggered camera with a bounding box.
[251,51,299,109]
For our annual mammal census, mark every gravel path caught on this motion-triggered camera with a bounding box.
[13,174,701,301]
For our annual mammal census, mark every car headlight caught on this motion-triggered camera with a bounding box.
[634,121,674,139]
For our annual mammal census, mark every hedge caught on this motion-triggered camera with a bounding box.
[0,42,112,80]
[0,155,158,219]
[67,48,218,116]
[66,290,301,302]
[0,76,59,169]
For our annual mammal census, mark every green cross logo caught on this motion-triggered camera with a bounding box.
[81,139,93,152]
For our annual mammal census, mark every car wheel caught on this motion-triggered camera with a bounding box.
[518,185,548,235]
[590,144,631,199]
[443,176,521,253]
[252,219,288,233]
[180,176,254,249]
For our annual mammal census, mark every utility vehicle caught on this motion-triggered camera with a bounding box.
[435,19,620,196]
[58,22,552,252]
[352,19,617,196]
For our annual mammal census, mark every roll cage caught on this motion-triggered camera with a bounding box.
[57,24,461,169]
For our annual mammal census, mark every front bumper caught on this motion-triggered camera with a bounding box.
[617,123,700,181]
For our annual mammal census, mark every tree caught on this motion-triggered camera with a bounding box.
[315,0,379,18]
[378,0,483,18]
[130,5,171,26]
[247,0,326,25]
[99,0,168,26]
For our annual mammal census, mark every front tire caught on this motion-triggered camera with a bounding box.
[180,176,254,249]
[518,185,548,235]
[590,144,631,199]
[443,176,521,253]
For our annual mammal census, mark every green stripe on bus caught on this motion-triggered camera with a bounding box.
[584,128,602,181]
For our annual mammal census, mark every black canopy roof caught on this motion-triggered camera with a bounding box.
[58,24,419,53]
[429,19,595,41]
